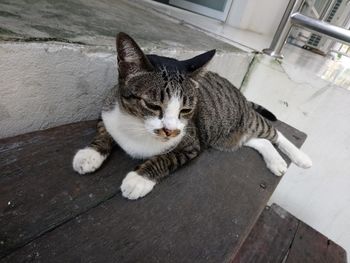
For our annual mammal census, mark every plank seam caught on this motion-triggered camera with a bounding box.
[0,190,121,260]
[281,220,301,263]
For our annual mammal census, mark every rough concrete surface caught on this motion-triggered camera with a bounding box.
[0,42,117,137]
[0,0,239,51]
[0,0,253,138]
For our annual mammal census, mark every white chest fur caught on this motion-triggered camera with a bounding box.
[102,104,184,159]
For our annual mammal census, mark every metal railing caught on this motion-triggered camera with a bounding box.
[263,0,350,58]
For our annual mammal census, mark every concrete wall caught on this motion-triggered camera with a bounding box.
[0,0,255,139]
[0,41,253,138]
[0,43,116,138]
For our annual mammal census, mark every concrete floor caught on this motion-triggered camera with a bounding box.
[0,0,237,51]
[139,0,271,52]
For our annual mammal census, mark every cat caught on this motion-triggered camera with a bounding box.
[72,32,312,200]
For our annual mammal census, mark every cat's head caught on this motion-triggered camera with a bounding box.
[116,32,215,140]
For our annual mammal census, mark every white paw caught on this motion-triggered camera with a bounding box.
[266,157,288,177]
[292,151,312,169]
[120,171,156,200]
[72,147,106,174]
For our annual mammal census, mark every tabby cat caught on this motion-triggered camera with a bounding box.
[73,32,312,200]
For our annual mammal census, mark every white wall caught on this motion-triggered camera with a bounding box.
[226,0,289,37]
[242,48,350,260]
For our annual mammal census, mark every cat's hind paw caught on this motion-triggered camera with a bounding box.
[72,147,106,174]
[121,172,156,200]
[292,151,312,169]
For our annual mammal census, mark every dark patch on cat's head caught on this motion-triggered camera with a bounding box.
[183,49,216,75]
[116,32,215,81]
[146,50,216,78]
[116,32,215,121]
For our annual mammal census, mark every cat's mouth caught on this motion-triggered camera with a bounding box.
[154,128,181,140]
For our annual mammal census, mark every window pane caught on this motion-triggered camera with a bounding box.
[186,0,228,12]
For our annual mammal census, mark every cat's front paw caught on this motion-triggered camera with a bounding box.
[72,147,106,174]
[121,172,156,200]
[266,156,288,177]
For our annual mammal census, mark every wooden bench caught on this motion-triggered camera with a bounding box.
[0,121,346,262]
[232,204,347,263]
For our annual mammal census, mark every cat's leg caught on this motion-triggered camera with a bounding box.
[121,139,200,200]
[73,120,114,174]
[275,130,312,168]
[251,113,312,169]
[244,138,287,176]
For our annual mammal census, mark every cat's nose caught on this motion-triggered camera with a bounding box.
[163,128,180,137]
[155,128,180,138]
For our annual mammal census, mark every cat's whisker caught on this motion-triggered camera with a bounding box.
[121,127,148,133]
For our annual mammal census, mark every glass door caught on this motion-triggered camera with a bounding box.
[169,0,233,21]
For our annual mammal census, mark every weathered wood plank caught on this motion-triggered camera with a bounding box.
[286,222,347,263]
[0,121,306,262]
[231,204,347,263]
[0,121,139,257]
[231,204,299,263]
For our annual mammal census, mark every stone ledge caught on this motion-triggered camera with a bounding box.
[0,0,255,138]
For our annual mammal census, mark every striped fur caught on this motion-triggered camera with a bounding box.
[193,71,278,151]
[90,120,114,156]
[249,102,277,121]
[73,32,312,200]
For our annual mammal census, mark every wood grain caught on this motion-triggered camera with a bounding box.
[231,204,347,263]
[0,121,306,262]
[231,204,299,263]
[286,221,347,263]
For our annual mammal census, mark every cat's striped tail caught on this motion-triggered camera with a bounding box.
[249,102,277,122]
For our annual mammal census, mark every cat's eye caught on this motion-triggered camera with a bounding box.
[180,108,192,115]
[142,100,162,112]
[121,94,141,101]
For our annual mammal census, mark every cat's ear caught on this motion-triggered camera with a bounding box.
[116,32,153,80]
[183,49,216,78]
